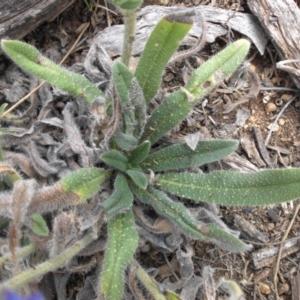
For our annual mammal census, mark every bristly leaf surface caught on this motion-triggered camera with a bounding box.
[155,169,300,206]
[141,140,238,172]
[102,172,133,219]
[135,10,195,102]
[60,168,111,203]
[1,40,104,104]
[130,184,249,252]
[100,150,128,172]
[100,210,138,300]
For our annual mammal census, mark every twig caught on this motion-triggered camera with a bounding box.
[260,87,300,92]
[264,95,298,146]
[1,22,90,118]
[242,236,299,246]
[266,46,279,84]
[273,204,300,300]
[163,252,180,281]
[95,1,118,16]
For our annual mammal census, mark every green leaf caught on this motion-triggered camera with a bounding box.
[102,173,133,219]
[100,210,138,300]
[142,140,238,172]
[165,291,182,300]
[101,150,128,171]
[0,103,8,118]
[109,0,142,9]
[1,40,104,104]
[131,185,249,252]
[60,168,111,203]
[130,77,147,138]
[135,11,194,102]
[29,214,49,236]
[0,233,94,292]
[140,90,192,145]
[155,169,300,206]
[127,169,148,189]
[185,39,250,101]
[114,131,138,151]
[112,61,133,105]
[112,62,146,137]
[128,140,151,165]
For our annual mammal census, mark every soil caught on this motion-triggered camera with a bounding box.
[0,1,300,299]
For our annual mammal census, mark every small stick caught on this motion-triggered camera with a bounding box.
[273,204,300,300]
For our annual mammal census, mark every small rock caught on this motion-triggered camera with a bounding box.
[164,73,174,82]
[278,283,290,295]
[267,209,279,222]
[265,102,277,112]
[278,118,285,126]
[267,123,280,131]
[258,282,271,294]
[282,94,293,101]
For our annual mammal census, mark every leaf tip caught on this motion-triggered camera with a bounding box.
[164,10,196,24]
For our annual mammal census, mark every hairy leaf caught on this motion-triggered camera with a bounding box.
[128,140,151,166]
[130,77,147,138]
[135,11,195,102]
[100,150,128,171]
[29,214,49,236]
[1,40,104,104]
[185,39,250,102]
[112,62,146,138]
[140,90,192,145]
[142,140,238,172]
[155,169,300,206]
[127,169,148,189]
[60,168,111,203]
[100,210,138,300]
[112,61,133,105]
[114,131,138,151]
[130,185,249,252]
[0,234,94,291]
[102,173,133,219]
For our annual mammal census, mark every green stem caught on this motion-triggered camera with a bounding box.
[0,234,94,292]
[0,244,36,268]
[121,9,137,66]
[131,259,167,300]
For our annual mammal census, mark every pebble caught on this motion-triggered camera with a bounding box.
[278,283,290,295]
[258,282,271,294]
[265,102,277,112]
[267,209,279,222]
[281,94,293,101]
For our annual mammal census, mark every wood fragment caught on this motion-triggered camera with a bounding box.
[253,127,274,168]
[291,271,300,300]
[251,238,300,270]
[0,0,75,41]
[240,131,266,167]
[234,214,269,243]
[93,5,267,58]
[247,0,300,88]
